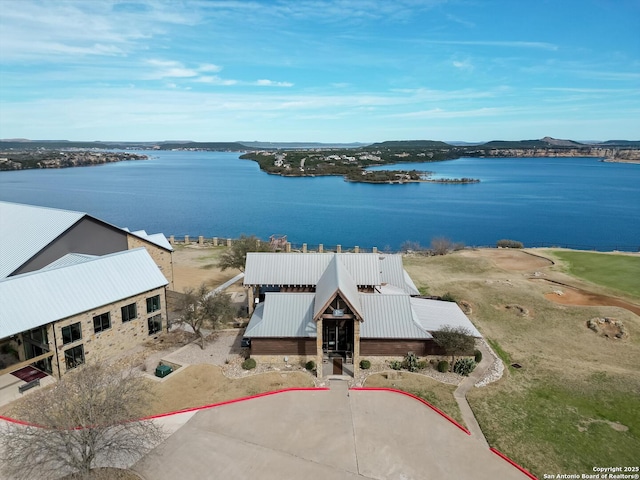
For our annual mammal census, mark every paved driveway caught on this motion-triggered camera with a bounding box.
[134,381,531,480]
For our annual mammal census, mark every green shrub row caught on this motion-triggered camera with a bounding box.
[496,239,524,248]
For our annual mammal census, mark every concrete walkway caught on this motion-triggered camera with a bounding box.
[453,341,494,447]
[134,382,530,480]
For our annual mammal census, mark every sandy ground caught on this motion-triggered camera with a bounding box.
[170,244,244,293]
[458,248,553,272]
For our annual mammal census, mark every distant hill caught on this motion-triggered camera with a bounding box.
[368,140,453,148]
[479,137,584,149]
[597,140,640,147]
[238,141,369,149]
[157,142,253,151]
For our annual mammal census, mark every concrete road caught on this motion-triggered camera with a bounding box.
[134,381,531,480]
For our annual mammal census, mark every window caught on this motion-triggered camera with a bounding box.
[93,312,111,333]
[146,295,161,314]
[64,345,84,370]
[61,322,82,345]
[121,303,137,322]
[148,314,162,335]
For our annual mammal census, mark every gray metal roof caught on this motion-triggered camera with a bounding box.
[243,253,381,286]
[126,229,173,251]
[41,253,97,270]
[245,293,317,338]
[0,248,168,339]
[0,201,84,278]
[410,298,482,337]
[359,294,432,339]
[313,255,363,320]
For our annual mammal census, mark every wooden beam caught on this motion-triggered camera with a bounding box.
[0,351,54,377]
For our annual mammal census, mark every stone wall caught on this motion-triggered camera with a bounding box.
[51,287,167,376]
[126,235,174,289]
[249,354,315,367]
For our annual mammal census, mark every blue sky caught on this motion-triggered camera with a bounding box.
[0,0,638,142]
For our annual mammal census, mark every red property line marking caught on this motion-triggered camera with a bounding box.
[349,387,471,435]
[0,387,330,428]
[490,447,538,480]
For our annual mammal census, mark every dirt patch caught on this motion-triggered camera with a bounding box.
[541,280,640,316]
[459,248,553,272]
[586,317,628,340]
[171,245,241,293]
[577,418,629,433]
[504,304,530,317]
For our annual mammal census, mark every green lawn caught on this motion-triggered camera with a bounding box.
[551,250,640,299]
[468,373,640,477]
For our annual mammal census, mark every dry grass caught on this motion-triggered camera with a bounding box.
[404,248,640,476]
[171,244,242,293]
[146,364,314,416]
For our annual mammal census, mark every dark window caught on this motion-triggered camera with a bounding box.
[93,312,111,333]
[148,314,162,335]
[121,303,137,322]
[146,295,161,314]
[64,345,84,370]
[61,322,82,345]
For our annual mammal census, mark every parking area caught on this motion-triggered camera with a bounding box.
[134,381,531,480]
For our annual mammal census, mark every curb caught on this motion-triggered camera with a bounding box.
[490,447,538,479]
[349,387,471,435]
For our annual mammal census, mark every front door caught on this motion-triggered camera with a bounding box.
[332,356,343,374]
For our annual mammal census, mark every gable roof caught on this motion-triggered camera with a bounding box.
[0,201,85,278]
[359,294,432,339]
[245,293,317,337]
[410,297,482,337]
[0,248,168,339]
[313,254,363,320]
[243,253,381,287]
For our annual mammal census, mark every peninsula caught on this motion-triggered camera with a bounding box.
[0,150,148,171]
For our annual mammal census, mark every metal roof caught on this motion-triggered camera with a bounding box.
[0,248,168,339]
[0,201,85,278]
[410,298,482,337]
[313,255,363,320]
[359,294,432,339]
[127,229,173,251]
[41,253,97,270]
[243,253,381,286]
[245,293,317,338]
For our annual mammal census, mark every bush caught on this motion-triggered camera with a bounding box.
[305,360,316,371]
[404,352,419,372]
[437,360,449,373]
[496,239,524,249]
[474,349,483,363]
[360,359,371,370]
[389,360,403,370]
[453,358,476,376]
[440,292,456,302]
[417,360,428,370]
[242,358,256,370]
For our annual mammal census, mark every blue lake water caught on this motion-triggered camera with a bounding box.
[1,151,639,251]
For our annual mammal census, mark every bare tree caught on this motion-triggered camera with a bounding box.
[430,236,453,255]
[0,363,163,480]
[176,284,235,349]
[433,325,476,367]
[218,234,271,272]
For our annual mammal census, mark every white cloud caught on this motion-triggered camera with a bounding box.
[255,79,295,87]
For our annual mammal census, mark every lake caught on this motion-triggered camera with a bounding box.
[1,151,638,251]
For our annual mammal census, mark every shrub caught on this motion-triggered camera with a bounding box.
[440,292,456,302]
[453,358,476,376]
[496,239,524,249]
[305,360,316,371]
[360,359,371,370]
[404,352,419,372]
[437,360,449,373]
[389,360,403,370]
[474,349,483,363]
[417,360,428,370]
[242,358,256,370]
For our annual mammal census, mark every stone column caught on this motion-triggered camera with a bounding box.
[353,320,361,376]
[372,246,378,253]
[286,242,291,253]
[246,286,255,315]
[227,238,232,247]
[302,243,307,253]
[198,235,204,245]
[354,246,359,253]
[213,237,218,246]
[318,244,324,253]
[169,235,175,245]
[336,244,342,253]
[316,319,324,378]
[184,235,189,244]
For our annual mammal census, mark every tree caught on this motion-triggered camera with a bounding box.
[0,363,163,480]
[433,325,476,367]
[176,284,235,349]
[430,236,453,255]
[218,234,271,272]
